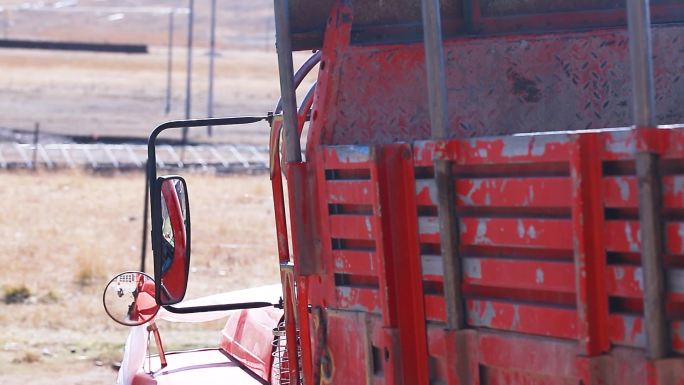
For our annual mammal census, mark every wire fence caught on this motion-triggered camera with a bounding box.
[0,143,270,172]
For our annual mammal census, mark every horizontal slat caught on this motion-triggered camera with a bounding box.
[466,299,578,339]
[456,178,571,208]
[412,140,438,167]
[602,130,638,160]
[663,176,684,208]
[460,218,573,249]
[606,265,644,298]
[415,179,437,206]
[326,180,375,205]
[424,294,446,323]
[608,314,645,348]
[451,135,572,165]
[462,258,575,293]
[421,254,443,280]
[666,221,684,255]
[329,215,377,241]
[668,268,684,296]
[425,324,449,358]
[606,265,684,301]
[478,333,578,378]
[335,287,380,313]
[604,220,641,253]
[332,250,377,275]
[603,176,637,208]
[418,216,441,244]
[674,320,684,354]
[604,176,684,208]
[323,145,372,169]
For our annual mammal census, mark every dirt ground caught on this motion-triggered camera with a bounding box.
[0,171,280,383]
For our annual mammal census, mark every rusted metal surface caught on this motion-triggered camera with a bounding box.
[434,159,466,330]
[320,25,684,144]
[636,151,669,358]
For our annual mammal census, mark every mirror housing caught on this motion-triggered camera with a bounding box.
[103,271,160,326]
[151,176,191,305]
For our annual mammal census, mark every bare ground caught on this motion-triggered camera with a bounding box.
[0,171,279,383]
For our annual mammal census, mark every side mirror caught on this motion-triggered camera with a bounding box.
[103,272,160,326]
[151,176,191,305]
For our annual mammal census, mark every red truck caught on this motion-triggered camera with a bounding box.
[103,1,684,384]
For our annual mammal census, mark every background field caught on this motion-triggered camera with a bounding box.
[0,171,279,384]
[0,0,308,383]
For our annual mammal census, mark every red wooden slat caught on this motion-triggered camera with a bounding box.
[462,258,575,293]
[421,254,443,280]
[674,320,684,354]
[666,221,684,255]
[459,218,573,250]
[605,265,644,298]
[424,294,446,323]
[478,332,579,378]
[601,130,639,161]
[332,250,377,275]
[438,135,572,165]
[604,220,641,253]
[412,140,438,167]
[466,299,578,339]
[418,216,441,244]
[335,286,381,313]
[415,179,437,206]
[663,176,684,209]
[323,145,372,169]
[603,176,638,208]
[607,314,645,348]
[329,215,376,240]
[604,176,684,209]
[659,128,684,159]
[326,180,375,205]
[455,177,571,208]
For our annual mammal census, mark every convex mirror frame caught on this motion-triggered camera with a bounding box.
[151,175,191,306]
[103,271,160,326]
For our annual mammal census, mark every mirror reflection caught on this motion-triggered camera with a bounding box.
[103,272,159,326]
[158,177,189,304]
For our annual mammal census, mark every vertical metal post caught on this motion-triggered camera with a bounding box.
[627,0,656,128]
[421,0,449,140]
[182,0,194,146]
[207,0,217,136]
[140,160,150,273]
[273,0,301,163]
[165,9,175,115]
[32,123,39,171]
[627,0,668,359]
[636,152,668,359]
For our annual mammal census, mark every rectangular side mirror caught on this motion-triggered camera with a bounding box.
[151,176,191,305]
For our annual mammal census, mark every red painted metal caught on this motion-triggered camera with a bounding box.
[570,134,610,355]
[268,2,684,385]
[218,307,283,382]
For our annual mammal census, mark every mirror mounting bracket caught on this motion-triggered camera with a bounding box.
[162,301,277,314]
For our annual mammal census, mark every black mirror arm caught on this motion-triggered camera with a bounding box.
[163,301,277,314]
[147,116,269,182]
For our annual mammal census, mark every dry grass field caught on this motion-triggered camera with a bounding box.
[0,171,280,383]
[0,1,316,383]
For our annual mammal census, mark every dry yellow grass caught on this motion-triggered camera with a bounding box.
[0,170,279,383]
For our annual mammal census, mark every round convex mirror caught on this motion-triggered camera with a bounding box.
[103,271,160,326]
